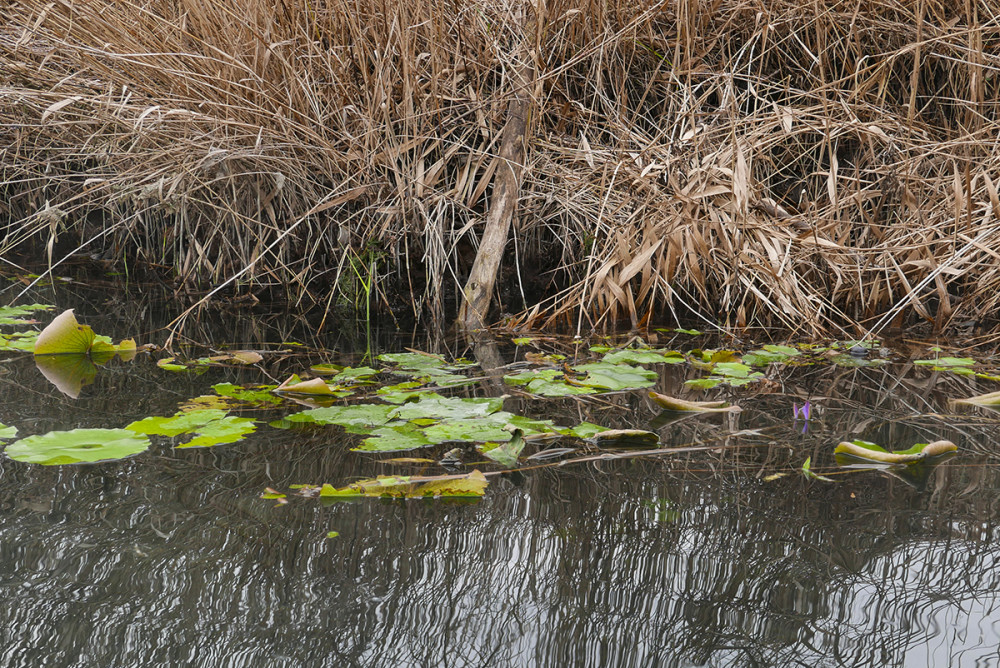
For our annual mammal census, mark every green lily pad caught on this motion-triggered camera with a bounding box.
[354,422,434,451]
[480,430,525,467]
[602,348,686,365]
[423,417,513,444]
[0,304,54,326]
[285,403,396,432]
[0,331,41,351]
[177,416,257,448]
[0,423,17,439]
[390,394,505,420]
[212,382,282,406]
[573,362,658,391]
[5,428,150,465]
[126,409,256,448]
[503,368,598,396]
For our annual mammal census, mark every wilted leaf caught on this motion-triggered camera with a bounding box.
[834,439,957,465]
[648,391,739,412]
[950,390,1000,407]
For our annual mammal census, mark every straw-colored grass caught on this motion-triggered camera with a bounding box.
[2,1,1000,336]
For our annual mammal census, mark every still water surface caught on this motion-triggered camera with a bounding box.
[1,293,999,667]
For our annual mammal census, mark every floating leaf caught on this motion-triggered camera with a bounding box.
[673,328,702,335]
[913,356,975,367]
[951,390,1000,407]
[648,391,740,413]
[354,422,434,451]
[390,394,505,421]
[33,309,133,357]
[32,310,95,355]
[126,409,230,437]
[512,337,534,345]
[601,348,686,365]
[573,362,658,391]
[0,331,40,351]
[0,423,17,439]
[126,409,256,448]
[275,375,342,396]
[834,439,957,465]
[0,304,54,326]
[5,428,150,465]
[326,531,340,539]
[177,416,256,448]
[422,417,512,444]
[480,430,525,467]
[504,368,597,396]
[212,382,282,406]
[285,403,396,431]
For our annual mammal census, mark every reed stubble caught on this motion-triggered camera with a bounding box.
[2,0,999,336]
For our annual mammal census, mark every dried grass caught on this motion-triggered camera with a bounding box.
[2,1,1000,335]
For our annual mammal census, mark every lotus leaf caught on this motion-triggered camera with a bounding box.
[126,409,256,448]
[503,368,597,396]
[5,428,150,465]
[602,348,686,365]
[573,362,657,391]
[480,430,526,467]
[389,394,505,420]
[354,422,435,451]
[0,304,53,326]
[285,403,396,430]
[178,416,257,448]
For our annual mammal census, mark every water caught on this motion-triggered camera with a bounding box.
[2,289,1000,667]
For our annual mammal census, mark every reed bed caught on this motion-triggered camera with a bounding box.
[2,0,1000,335]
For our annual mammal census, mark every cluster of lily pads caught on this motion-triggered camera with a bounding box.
[4,305,1000,499]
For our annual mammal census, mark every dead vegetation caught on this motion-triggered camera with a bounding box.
[2,1,1000,336]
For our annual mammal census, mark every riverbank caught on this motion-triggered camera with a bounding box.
[3,1,999,335]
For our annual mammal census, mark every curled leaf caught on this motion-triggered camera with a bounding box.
[648,391,740,413]
[834,439,957,464]
[950,390,1000,407]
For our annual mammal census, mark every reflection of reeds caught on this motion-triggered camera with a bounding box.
[2,1,1000,332]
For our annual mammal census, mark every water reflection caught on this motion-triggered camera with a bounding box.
[1,302,1000,664]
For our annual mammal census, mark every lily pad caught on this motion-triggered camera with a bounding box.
[285,403,397,431]
[0,304,54,326]
[126,409,256,448]
[480,430,526,467]
[33,309,133,356]
[5,428,150,465]
[0,423,17,439]
[601,348,686,365]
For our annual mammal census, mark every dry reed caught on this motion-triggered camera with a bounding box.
[2,0,1000,336]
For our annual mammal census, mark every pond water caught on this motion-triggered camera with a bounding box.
[2,285,1000,667]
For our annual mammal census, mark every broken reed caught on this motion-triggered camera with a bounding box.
[2,0,1000,335]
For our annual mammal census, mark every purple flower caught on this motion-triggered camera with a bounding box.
[793,401,812,432]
